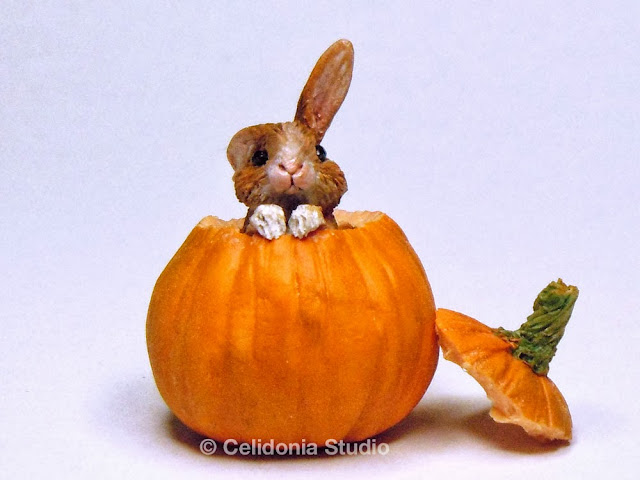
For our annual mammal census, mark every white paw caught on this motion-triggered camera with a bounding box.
[249,204,286,240]
[288,204,325,238]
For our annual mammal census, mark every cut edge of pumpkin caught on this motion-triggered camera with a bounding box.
[196,210,388,233]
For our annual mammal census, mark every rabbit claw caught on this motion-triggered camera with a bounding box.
[288,205,325,238]
[249,204,287,240]
[249,204,326,240]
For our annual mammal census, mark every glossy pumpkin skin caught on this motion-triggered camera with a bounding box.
[147,210,438,444]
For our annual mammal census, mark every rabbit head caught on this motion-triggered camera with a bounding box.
[227,39,353,228]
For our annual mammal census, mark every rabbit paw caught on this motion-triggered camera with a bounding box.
[288,204,326,238]
[249,204,287,240]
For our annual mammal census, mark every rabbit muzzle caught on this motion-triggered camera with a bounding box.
[267,157,316,194]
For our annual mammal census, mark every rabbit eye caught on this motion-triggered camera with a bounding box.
[251,149,269,167]
[315,145,327,162]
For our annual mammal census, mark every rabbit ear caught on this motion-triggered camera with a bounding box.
[227,125,268,171]
[294,39,354,143]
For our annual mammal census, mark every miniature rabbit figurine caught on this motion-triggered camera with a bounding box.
[227,39,354,239]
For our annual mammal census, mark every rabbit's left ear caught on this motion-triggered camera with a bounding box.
[294,39,354,143]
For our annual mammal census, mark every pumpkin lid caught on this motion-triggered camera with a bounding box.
[435,279,579,442]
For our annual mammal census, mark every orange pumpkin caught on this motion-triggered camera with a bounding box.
[146,210,438,444]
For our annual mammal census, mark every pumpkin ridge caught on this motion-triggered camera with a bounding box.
[186,229,245,433]
[339,227,388,440]
[369,226,418,428]
[245,240,259,364]
[367,221,416,437]
[497,356,522,398]
[335,227,384,440]
[539,375,557,430]
[290,238,307,441]
[167,226,227,423]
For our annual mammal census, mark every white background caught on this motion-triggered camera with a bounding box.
[2,1,639,478]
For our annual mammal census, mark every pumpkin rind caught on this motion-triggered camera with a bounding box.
[147,210,438,444]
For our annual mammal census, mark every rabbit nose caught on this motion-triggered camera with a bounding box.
[277,159,302,175]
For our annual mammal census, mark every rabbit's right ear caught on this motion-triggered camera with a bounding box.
[294,39,354,144]
[227,125,263,171]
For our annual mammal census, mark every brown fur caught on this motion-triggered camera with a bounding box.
[226,40,354,229]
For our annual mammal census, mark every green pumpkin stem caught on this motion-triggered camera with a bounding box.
[494,279,579,375]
